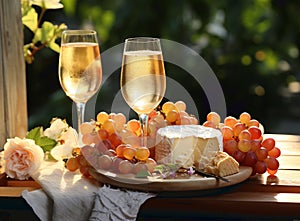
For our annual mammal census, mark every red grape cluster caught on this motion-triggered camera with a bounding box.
[65,140,157,177]
[203,112,281,175]
[65,101,199,176]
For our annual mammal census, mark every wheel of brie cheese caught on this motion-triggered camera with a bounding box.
[155,125,223,169]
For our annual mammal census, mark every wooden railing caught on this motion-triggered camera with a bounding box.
[0,0,27,149]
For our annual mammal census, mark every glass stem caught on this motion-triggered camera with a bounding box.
[139,113,149,147]
[76,102,86,147]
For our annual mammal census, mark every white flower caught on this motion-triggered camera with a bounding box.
[3,137,44,180]
[50,127,78,160]
[30,0,64,9]
[44,118,68,140]
[59,127,78,147]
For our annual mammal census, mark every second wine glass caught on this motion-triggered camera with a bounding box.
[120,37,166,147]
[59,30,102,145]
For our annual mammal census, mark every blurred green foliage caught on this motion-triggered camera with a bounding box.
[26,0,300,134]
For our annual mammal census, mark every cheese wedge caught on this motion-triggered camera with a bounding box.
[204,151,239,177]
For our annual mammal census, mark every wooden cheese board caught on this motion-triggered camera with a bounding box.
[89,166,252,192]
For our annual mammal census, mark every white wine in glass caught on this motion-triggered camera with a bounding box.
[59,30,102,145]
[120,37,166,147]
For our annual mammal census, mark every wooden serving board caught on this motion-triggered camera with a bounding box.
[89,166,252,192]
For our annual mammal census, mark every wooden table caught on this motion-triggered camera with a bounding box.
[1,134,300,221]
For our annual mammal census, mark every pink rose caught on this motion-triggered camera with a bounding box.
[3,137,44,180]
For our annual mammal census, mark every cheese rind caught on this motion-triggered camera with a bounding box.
[155,125,223,168]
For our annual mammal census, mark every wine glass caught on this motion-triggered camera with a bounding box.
[59,30,102,145]
[120,37,166,147]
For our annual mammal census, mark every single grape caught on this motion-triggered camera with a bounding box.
[250,139,261,152]
[238,129,251,141]
[233,123,246,137]
[255,147,268,161]
[231,150,246,163]
[95,140,112,154]
[104,149,116,157]
[97,111,109,124]
[152,114,165,124]
[223,139,238,155]
[178,110,189,118]
[111,157,123,172]
[162,101,176,114]
[135,146,150,161]
[254,161,267,174]
[115,144,128,158]
[108,113,116,120]
[175,101,186,111]
[239,112,251,125]
[268,147,281,158]
[123,134,140,148]
[79,165,91,177]
[80,122,95,135]
[267,168,278,175]
[203,120,216,128]
[180,116,192,125]
[82,132,100,145]
[114,113,126,125]
[66,157,80,172]
[265,157,279,170]
[221,126,234,140]
[145,158,157,173]
[127,119,141,134]
[207,112,221,126]
[166,109,179,123]
[80,144,98,156]
[102,119,116,135]
[189,117,199,125]
[248,126,262,139]
[148,110,157,120]
[77,154,89,167]
[261,138,275,151]
[98,128,109,140]
[224,116,238,128]
[133,162,148,174]
[238,139,251,152]
[123,146,137,161]
[118,160,134,174]
[148,120,159,135]
[108,133,123,149]
[242,151,258,167]
[97,154,113,170]
[248,119,260,127]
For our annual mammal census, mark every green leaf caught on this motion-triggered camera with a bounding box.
[166,163,179,171]
[40,21,55,43]
[22,7,38,32]
[135,169,151,178]
[49,39,60,53]
[36,136,57,152]
[153,164,167,174]
[26,126,57,153]
[26,127,42,140]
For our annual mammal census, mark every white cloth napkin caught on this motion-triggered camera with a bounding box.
[22,161,155,221]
